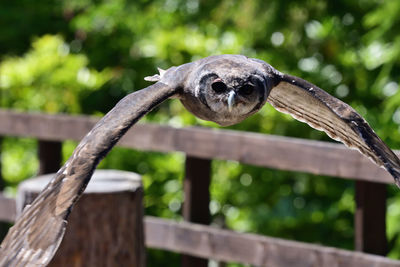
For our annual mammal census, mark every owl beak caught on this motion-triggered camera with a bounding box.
[227,90,236,112]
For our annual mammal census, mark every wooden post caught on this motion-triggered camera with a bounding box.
[355,180,387,255]
[17,169,145,267]
[182,156,212,267]
[38,140,62,175]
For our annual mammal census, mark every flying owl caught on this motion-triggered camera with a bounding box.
[1,55,399,266]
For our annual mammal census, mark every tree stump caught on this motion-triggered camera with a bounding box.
[17,169,145,267]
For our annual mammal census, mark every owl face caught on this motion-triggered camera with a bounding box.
[201,72,265,115]
[180,55,274,126]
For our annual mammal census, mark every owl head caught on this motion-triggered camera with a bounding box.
[179,55,278,126]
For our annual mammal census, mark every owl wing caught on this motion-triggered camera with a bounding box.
[267,73,400,186]
[0,81,178,266]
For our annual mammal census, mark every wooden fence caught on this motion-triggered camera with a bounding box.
[0,109,398,266]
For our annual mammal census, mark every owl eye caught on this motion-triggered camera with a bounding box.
[240,84,254,95]
[211,81,227,93]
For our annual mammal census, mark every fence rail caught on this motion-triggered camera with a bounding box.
[0,109,398,266]
[0,194,398,266]
[0,109,395,183]
[145,217,400,267]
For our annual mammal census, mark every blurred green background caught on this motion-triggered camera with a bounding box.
[1,0,400,266]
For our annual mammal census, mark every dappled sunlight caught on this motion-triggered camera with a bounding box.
[2,0,400,265]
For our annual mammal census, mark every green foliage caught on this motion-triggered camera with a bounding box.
[2,0,400,266]
[1,138,38,185]
[0,35,112,189]
[0,35,112,113]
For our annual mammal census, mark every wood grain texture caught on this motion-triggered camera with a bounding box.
[145,217,400,267]
[18,170,145,267]
[0,199,398,266]
[0,109,396,184]
[182,156,211,267]
[0,82,176,267]
[0,195,15,223]
[268,75,400,184]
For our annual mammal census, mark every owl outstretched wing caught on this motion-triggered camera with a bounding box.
[1,55,400,267]
[0,81,178,266]
[268,73,400,186]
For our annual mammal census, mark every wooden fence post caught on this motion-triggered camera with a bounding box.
[17,169,146,267]
[38,140,62,175]
[355,180,387,255]
[182,156,212,267]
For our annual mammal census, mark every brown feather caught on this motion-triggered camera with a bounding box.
[0,82,177,266]
[268,74,400,185]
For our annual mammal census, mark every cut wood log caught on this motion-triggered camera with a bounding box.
[17,169,145,267]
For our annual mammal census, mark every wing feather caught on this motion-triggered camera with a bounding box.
[0,82,177,266]
[268,74,400,185]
